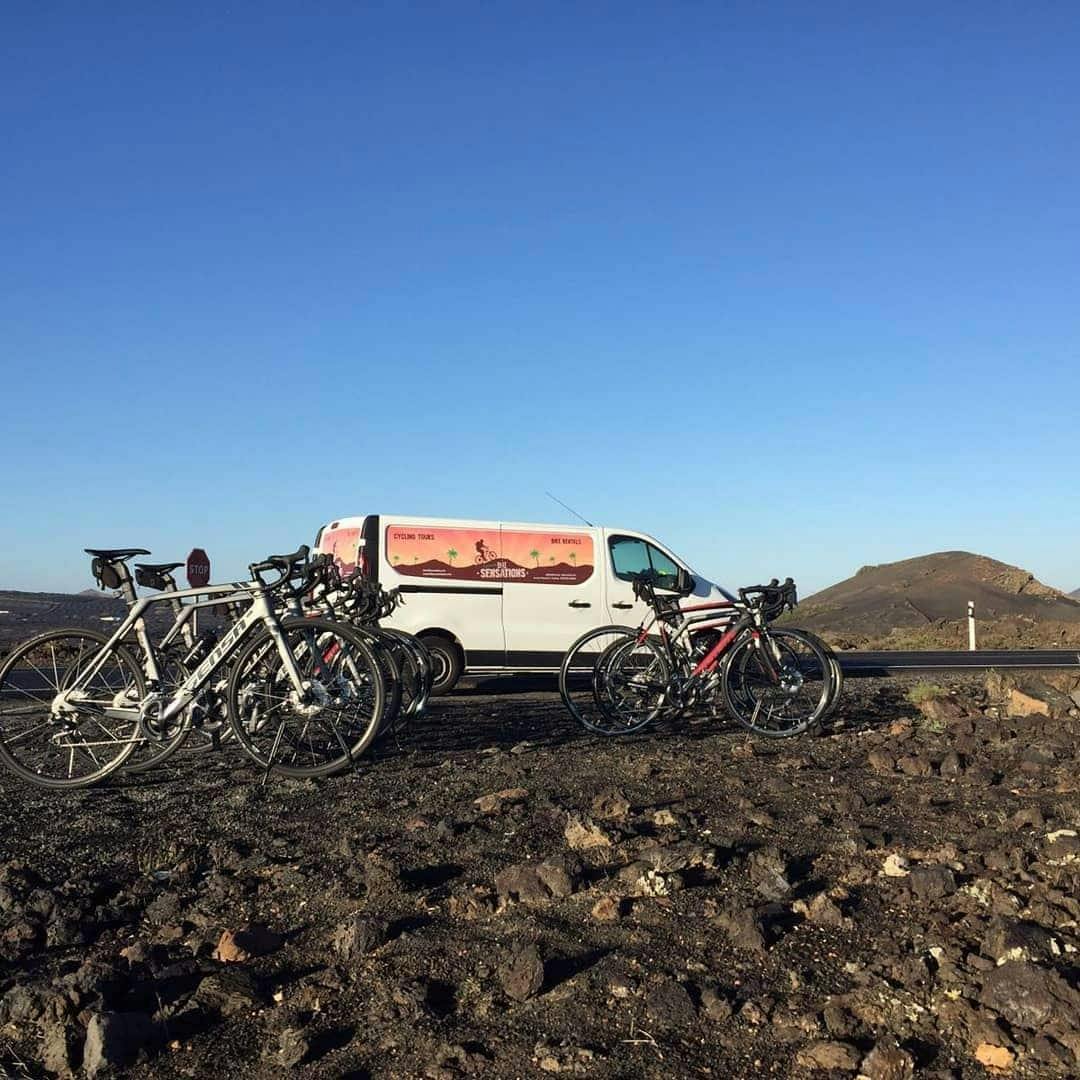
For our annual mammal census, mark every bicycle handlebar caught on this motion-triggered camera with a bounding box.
[631,571,797,622]
[738,577,798,617]
[248,544,316,600]
[249,544,310,578]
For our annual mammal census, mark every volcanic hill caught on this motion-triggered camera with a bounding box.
[797,551,1080,648]
[0,589,177,652]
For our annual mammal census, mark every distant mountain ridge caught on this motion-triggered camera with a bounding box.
[0,588,176,651]
[798,551,1080,642]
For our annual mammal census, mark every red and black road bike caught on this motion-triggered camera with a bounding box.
[560,571,840,737]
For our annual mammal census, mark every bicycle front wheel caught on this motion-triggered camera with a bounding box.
[721,628,832,737]
[0,629,144,789]
[226,617,385,778]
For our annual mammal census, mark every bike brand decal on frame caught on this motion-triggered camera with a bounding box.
[385,525,593,585]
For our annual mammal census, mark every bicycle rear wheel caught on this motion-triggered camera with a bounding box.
[721,628,832,737]
[226,617,384,778]
[599,636,672,734]
[797,629,844,720]
[559,625,635,732]
[0,629,144,789]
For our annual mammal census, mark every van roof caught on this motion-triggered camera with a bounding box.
[319,514,595,532]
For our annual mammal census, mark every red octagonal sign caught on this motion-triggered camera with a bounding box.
[186,548,211,589]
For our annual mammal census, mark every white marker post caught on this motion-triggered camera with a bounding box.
[968,600,976,651]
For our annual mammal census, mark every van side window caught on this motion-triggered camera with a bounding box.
[609,536,680,589]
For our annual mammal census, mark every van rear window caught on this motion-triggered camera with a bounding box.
[319,525,362,577]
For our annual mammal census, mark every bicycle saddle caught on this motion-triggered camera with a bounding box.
[84,548,151,561]
[134,562,184,574]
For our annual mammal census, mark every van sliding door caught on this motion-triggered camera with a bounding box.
[500,524,602,669]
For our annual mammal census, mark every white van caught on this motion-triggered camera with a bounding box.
[314,514,731,693]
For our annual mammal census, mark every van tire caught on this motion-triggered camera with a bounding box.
[420,635,463,695]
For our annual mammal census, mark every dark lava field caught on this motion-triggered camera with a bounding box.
[1,674,1079,1079]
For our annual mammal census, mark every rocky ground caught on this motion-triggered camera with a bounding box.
[1,673,1079,1079]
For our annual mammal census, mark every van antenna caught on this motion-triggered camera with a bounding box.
[545,491,594,527]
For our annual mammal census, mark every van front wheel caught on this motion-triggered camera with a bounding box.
[420,636,463,695]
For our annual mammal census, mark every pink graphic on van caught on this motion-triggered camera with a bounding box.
[386,525,593,585]
[319,526,362,577]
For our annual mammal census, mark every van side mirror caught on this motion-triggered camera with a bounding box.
[676,567,695,596]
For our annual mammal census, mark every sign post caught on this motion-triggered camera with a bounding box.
[187,549,211,637]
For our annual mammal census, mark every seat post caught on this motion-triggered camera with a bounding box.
[115,561,138,606]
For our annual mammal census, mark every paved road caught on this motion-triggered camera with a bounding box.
[837,649,1080,676]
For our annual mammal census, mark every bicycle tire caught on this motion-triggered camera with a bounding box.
[796,629,844,720]
[596,635,672,734]
[226,617,385,778]
[378,629,426,717]
[720,627,832,738]
[559,625,669,735]
[0,628,145,789]
[348,628,401,736]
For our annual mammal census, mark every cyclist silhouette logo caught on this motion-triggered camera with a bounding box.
[475,539,497,564]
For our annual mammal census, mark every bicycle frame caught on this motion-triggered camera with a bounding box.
[55,581,306,727]
[633,596,783,687]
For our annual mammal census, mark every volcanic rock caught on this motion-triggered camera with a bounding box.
[979,961,1080,1035]
[793,892,848,927]
[974,1042,1016,1070]
[859,1041,915,1080]
[747,847,792,900]
[498,943,544,1002]
[908,865,957,901]
[333,914,389,960]
[495,857,578,905]
[645,979,696,1029]
[563,815,611,851]
[795,1039,860,1070]
[83,1011,158,1077]
[716,906,766,952]
[213,923,283,963]
[275,1026,310,1068]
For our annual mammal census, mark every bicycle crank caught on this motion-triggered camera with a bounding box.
[138,694,185,742]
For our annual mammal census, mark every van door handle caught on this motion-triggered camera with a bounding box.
[568,600,591,608]
[612,602,633,609]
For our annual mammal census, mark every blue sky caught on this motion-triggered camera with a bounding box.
[2,3,1079,595]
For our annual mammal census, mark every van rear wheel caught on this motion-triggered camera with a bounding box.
[420,636,462,695]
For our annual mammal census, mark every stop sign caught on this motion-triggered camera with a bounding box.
[186,548,211,589]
